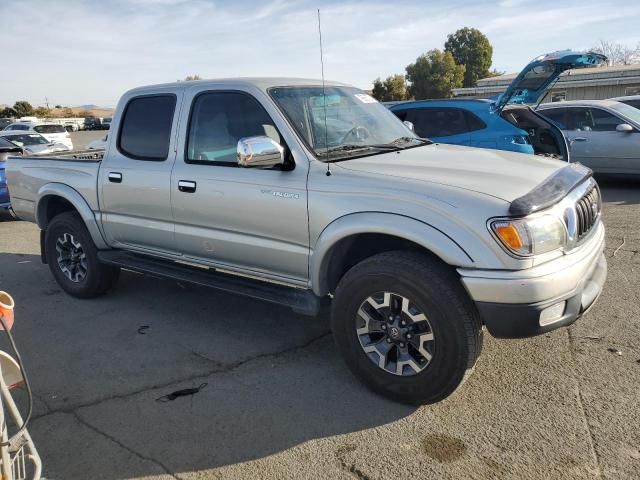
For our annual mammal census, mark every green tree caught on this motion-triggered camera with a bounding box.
[34,106,51,118]
[371,77,386,101]
[371,74,408,101]
[0,107,17,118]
[405,49,465,100]
[184,74,202,81]
[13,101,34,118]
[444,27,493,87]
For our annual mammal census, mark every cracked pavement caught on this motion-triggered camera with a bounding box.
[0,177,638,479]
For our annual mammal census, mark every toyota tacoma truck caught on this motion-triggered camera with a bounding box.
[6,78,607,404]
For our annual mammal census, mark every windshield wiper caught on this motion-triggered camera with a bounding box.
[318,143,401,158]
[387,136,433,146]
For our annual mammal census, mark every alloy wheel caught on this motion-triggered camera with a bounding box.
[56,233,88,283]
[356,292,435,376]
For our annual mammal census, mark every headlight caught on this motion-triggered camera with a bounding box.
[491,215,567,256]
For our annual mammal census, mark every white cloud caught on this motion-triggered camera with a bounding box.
[1,0,639,106]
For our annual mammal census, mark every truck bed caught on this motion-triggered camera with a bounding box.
[18,149,105,162]
[6,150,103,224]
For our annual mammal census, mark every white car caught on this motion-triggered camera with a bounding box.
[32,124,74,150]
[87,134,108,150]
[3,121,36,132]
[3,122,73,150]
[0,131,71,155]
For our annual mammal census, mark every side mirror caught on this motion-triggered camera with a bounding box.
[237,136,284,168]
[616,123,634,133]
[403,120,415,132]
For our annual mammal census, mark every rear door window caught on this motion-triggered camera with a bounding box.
[404,107,471,138]
[118,95,176,160]
[539,108,567,129]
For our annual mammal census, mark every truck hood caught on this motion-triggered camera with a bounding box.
[335,143,566,203]
[493,50,607,113]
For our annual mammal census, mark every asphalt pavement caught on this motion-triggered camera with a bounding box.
[0,177,638,479]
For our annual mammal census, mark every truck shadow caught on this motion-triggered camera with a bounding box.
[596,175,640,205]
[0,252,415,478]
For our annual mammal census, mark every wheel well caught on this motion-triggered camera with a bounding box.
[40,196,77,227]
[324,233,438,294]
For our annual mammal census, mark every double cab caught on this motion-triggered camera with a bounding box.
[6,78,607,404]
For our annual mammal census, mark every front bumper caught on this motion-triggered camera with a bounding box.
[459,223,607,338]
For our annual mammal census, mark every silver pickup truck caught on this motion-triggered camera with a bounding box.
[6,78,607,404]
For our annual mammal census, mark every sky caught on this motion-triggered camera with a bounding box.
[1,0,640,107]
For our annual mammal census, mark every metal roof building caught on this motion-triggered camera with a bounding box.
[452,64,640,103]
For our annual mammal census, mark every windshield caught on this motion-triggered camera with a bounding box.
[610,102,640,126]
[4,134,49,147]
[269,86,423,160]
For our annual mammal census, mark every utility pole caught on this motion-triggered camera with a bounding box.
[44,97,50,110]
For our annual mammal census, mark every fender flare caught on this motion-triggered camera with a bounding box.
[310,212,474,296]
[36,183,109,250]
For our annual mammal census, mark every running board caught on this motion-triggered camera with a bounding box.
[97,250,326,316]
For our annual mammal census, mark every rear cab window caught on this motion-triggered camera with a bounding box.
[118,95,177,160]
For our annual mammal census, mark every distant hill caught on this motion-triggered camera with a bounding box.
[49,106,115,118]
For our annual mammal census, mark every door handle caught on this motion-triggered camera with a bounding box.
[108,172,122,183]
[178,180,197,193]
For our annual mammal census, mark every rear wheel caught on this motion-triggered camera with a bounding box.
[331,251,482,405]
[45,212,119,298]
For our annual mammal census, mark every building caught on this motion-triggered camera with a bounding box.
[452,64,640,103]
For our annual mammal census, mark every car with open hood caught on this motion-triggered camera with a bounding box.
[389,50,607,161]
[5,77,607,405]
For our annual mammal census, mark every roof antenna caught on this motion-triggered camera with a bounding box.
[318,9,331,176]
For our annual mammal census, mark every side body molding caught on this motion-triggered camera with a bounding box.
[36,183,109,250]
[310,212,474,296]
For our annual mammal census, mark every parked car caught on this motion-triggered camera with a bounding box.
[31,124,74,150]
[6,78,606,405]
[2,121,36,132]
[389,50,606,160]
[83,117,102,130]
[610,95,640,110]
[0,132,71,155]
[0,137,23,211]
[102,117,112,130]
[0,118,14,130]
[87,134,108,150]
[537,100,640,174]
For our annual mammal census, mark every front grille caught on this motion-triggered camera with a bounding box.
[575,186,600,240]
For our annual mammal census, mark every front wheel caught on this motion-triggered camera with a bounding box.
[45,212,119,298]
[331,251,482,405]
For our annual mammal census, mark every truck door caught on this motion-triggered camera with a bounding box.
[171,88,309,284]
[99,89,183,254]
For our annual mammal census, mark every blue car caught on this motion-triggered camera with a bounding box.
[389,50,606,161]
[0,137,23,212]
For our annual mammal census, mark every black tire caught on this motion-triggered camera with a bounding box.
[331,250,482,405]
[45,212,119,298]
